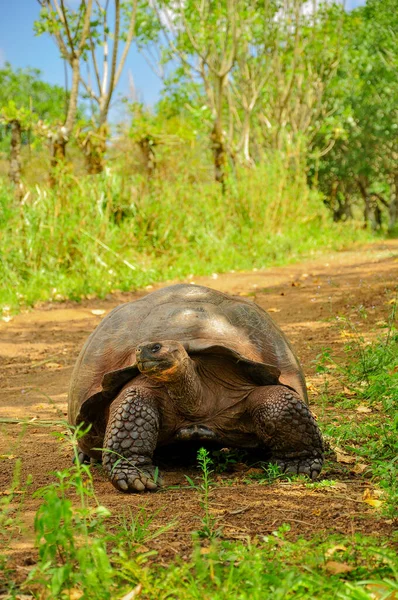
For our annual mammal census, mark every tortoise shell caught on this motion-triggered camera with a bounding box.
[68,284,307,426]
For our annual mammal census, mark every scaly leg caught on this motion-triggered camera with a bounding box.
[248,386,324,479]
[103,386,161,492]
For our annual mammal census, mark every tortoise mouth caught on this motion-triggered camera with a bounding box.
[137,358,178,377]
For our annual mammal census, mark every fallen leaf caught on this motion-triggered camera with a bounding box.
[91,309,106,316]
[363,488,384,508]
[340,331,357,339]
[351,463,368,474]
[307,383,319,395]
[245,468,264,476]
[325,545,347,558]
[45,362,62,369]
[343,387,357,397]
[364,498,383,508]
[62,589,83,600]
[356,405,372,414]
[200,547,212,555]
[267,308,281,313]
[336,451,356,464]
[0,454,16,460]
[325,561,354,575]
[120,584,143,600]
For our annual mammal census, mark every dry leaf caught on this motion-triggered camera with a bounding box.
[0,454,16,460]
[364,498,383,508]
[307,383,319,395]
[351,463,368,474]
[356,405,372,414]
[363,488,384,508]
[46,362,62,369]
[343,387,357,397]
[267,308,281,313]
[200,547,212,555]
[91,309,106,316]
[62,590,83,600]
[336,451,356,464]
[325,545,347,558]
[325,561,354,575]
[120,584,143,600]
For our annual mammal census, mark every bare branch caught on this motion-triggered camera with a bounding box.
[80,76,100,103]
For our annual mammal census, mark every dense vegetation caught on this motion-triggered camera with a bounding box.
[0,0,397,312]
[0,1,397,597]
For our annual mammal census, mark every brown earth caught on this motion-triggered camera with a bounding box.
[1,240,397,566]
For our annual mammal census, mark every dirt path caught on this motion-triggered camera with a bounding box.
[1,240,397,563]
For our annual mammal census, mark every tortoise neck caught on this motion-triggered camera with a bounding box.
[164,357,203,415]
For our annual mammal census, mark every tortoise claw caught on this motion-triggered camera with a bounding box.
[111,463,163,493]
[273,456,323,480]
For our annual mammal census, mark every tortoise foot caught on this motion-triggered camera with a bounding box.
[73,450,90,465]
[103,386,161,493]
[272,455,323,480]
[110,460,162,493]
[249,386,324,480]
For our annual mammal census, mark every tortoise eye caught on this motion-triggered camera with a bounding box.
[151,343,161,353]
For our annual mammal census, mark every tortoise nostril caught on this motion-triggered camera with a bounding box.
[151,343,161,353]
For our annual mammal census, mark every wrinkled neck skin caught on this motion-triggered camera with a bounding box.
[162,356,203,416]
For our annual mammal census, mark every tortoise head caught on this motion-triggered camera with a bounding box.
[135,340,189,381]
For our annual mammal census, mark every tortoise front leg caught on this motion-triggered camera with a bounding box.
[103,386,161,492]
[248,386,324,480]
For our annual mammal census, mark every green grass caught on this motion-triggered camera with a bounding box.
[1,436,397,600]
[317,303,398,517]
[0,160,372,311]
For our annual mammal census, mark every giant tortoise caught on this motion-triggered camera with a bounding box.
[68,284,324,492]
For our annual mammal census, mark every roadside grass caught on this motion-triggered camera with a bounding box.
[1,443,397,600]
[1,431,397,599]
[0,161,372,312]
[316,298,398,517]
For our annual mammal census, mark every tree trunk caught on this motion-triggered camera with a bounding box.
[9,119,22,190]
[388,172,398,232]
[242,113,255,167]
[211,120,227,191]
[138,136,156,179]
[81,125,108,175]
[357,178,371,228]
[49,131,67,187]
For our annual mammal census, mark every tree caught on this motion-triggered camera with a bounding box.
[35,0,93,176]
[0,64,67,192]
[74,0,141,173]
[314,0,398,230]
[158,0,248,188]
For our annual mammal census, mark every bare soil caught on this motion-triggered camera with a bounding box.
[1,240,398,565]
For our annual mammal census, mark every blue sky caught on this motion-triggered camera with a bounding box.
[0,0,365,115]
